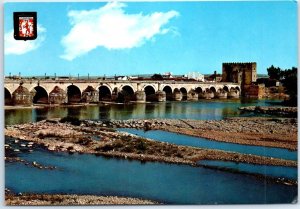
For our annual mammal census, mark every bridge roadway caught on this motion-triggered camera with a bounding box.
[4,78,241,105]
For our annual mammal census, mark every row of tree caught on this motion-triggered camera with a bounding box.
[267,65,297,106]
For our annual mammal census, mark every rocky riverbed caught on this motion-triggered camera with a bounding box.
[5,117,298,205]
[106,117,297,151]
[239,106,297,117]
[5,118,297,168]
[5,191,157,205]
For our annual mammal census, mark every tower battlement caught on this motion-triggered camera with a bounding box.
[222,62,256,66]
[222,62,257,86]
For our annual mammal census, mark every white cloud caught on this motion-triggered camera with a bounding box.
[60,1,179,61]
[5,25,46,55]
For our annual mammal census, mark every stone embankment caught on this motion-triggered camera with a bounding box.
[5,191,157,205]
[239,106,297,117]
[5,118,297,168]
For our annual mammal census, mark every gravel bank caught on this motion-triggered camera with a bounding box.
[239,106,297,117]
[5,119,297,168]
[5,192,157,205]
[106,117,297,150]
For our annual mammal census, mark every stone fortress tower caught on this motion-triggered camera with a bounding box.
[222,62,257,85]
[222,62,264,98]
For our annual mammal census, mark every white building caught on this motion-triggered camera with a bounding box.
[186,72,204,81]
[164,72,173,78]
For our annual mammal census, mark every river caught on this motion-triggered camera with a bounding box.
[5,149,297,204]
[5,99,282,125]
[5,99,298,204]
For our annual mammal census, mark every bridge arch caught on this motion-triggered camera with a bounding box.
[223,86,229,92]
[235,86,240,92]
[119,84,135,92]
[28,84,49,94]
[144,85,156,101]
[180,87,187,100]
[142,84,157,92]
[195,87,203,93]
[32,86,49,104]
[96,84,112,95]
[210,86,217,93]
[195,87,203,99]
[116,85,135,103]
[162,85,172,101]
[5,88,12,105]
[162,85,172,93]
[122,85,135,95]
[67,85,81,103]
[99,85,112,101]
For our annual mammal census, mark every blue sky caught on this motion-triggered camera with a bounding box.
[4,1,298,76]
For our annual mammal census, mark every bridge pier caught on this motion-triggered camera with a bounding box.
[187,90,198,101]
[202,91,214,99]
[155,91,166,102]
[49,86,67,104]
[215,90,228,99]
[111,89,118,102]
[173,91,183,101]
[135,91,146,103]
[228,90,240,98]
[82,86,99,103]
[12,86,34,106]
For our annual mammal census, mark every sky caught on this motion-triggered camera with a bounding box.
[4,1,298,76]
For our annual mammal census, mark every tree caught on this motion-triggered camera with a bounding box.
[151,74,164,80]
[267,65,282,80]
[266,65,297,106]
[281,67,297,106]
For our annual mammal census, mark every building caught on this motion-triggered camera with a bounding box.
[205,71,222,82]
[222,62,257,85]
[243,84,265,99]
[164,72,173,79]
[186,72,204,82]
[222,62,262,98]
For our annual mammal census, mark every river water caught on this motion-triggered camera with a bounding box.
[117,128,297,160]
[5,149,297,204]
[5,99,281,125]
[5,99,298,204]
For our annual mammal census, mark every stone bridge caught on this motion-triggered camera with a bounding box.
[4,79,241,105]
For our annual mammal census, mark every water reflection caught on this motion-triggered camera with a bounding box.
[5,109,34,125]
[5,99,283,125]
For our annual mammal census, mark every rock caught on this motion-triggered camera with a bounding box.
[48,146,56,151]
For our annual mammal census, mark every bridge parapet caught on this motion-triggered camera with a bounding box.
[4,79,241,106]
